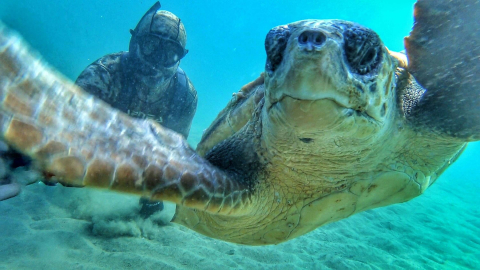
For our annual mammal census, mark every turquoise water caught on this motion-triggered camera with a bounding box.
[0,0,418,144]
[1,1,479,269]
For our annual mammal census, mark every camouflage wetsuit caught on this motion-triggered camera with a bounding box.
[75,52,197,138]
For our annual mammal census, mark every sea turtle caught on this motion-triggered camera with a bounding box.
[0,0,479,245]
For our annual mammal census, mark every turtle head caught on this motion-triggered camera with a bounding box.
[263,20,397,148]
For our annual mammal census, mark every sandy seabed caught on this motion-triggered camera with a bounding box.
[0,167,479,270]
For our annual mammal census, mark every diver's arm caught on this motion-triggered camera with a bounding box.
[173,78,198,138]
[75,55,117,102]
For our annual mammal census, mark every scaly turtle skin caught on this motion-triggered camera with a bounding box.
[0,0,478,245]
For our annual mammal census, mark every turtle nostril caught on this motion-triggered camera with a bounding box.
[298,30,326,47]
[314,33,326,45]
[299,32,309,44]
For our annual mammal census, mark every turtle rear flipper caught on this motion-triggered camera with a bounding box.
[0,23,251,215]
[404,0,480,141]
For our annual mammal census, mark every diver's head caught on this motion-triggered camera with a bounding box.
[128,2,188,81]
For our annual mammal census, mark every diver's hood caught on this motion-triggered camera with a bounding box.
[129,2,160,53]
[129,1,187,52]
[130,2,161,36]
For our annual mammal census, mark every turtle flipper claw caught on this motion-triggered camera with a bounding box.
[405,0,480,140]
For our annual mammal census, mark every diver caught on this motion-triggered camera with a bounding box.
[75,2,197,218]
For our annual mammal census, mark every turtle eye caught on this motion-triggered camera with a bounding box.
[344,26,382,75]
[265,25,291,74]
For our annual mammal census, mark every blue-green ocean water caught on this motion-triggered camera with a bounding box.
[0,1,479,269]
[0,0,420,143]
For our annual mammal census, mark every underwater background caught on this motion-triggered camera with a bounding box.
[0,0,479,269]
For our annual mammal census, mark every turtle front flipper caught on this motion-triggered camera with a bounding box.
[0,23,251,216]
[404,0,480,141]
[197,75,265,156]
